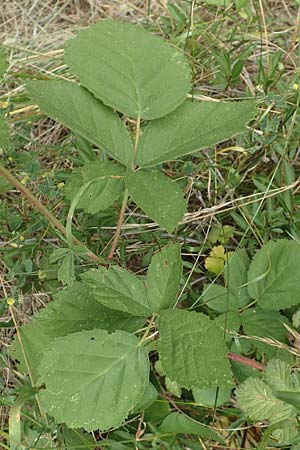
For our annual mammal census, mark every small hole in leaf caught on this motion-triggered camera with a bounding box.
[91,337,95,341]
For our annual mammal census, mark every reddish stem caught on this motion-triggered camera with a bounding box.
[228,352,266,371]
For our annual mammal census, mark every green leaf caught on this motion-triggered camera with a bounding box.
[224,249,250,306]
[0,116,10,147]
[41,282,145,336]
[236,377,295,423]
[202,284,240,312]
[26,80,134,167]
[65,161,125,214]
[0,47,8,80]
[11,282,145,383]
[247,239,300,310]
[81,266,151,316]
[38,329,149,431]
[147,244,182,312]
[208,225,235,244]
[159,412,224,442]
[61,427,95,450]
[58,251,75,286]
[193,386,232,407]
[214,311,241,342]
[0,174,12,193]
[265,359,300,392]
[144,400,170,424]
[9,386,37,450]
[126,170,186,233]
[241,307,290,355]
[274,391,300,410]
[132,382,158,412]
[158,309,233,389]
[10,320,52,385]
[137,99,256,167]
[65,20,190,120]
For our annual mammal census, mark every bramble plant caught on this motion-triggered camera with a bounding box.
[3,17,300,449]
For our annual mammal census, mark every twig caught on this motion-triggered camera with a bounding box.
[108,115,141,259]
[0,163,102,264]
[108,188,129,260]
[227,352,266,371]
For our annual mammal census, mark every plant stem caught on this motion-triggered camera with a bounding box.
[0,163,102,264]
[227,352,265,371]
[108,115,141,260]
[132,115,141,169]
[108,188,129,260]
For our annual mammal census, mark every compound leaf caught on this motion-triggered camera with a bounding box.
[137,100,255,167]
[81,266,151,316]
[38,329,149,431]
[10,282,145,383]
[157,309,233,389]
[147,244,182,312]
[126,170,186,233]
[65,161,125,214]
[65,20,190,120]
[26,80,134,167]
[247,239,300,310]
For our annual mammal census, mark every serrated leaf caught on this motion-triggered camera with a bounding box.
[146,244,182,312]
[208,225,235,244]
[265,359,300,392]
[165,378,182,397]
[158,309,233,389]
[204,245,227,275]
[126,170,186,233]
[236,377,295,423]
[159,412,224,442]
[241,307,290,356]
[137,100,255,167]
[65,20,190,120]
[65,161,125,214]
[38,329,149,431]
[26,80,134,167]
[57,251,75,286]
[247,239,300,310]
[193,386,232,407]
[42,282,145,336]
[11,282,145,383]
[81,266,151,316]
